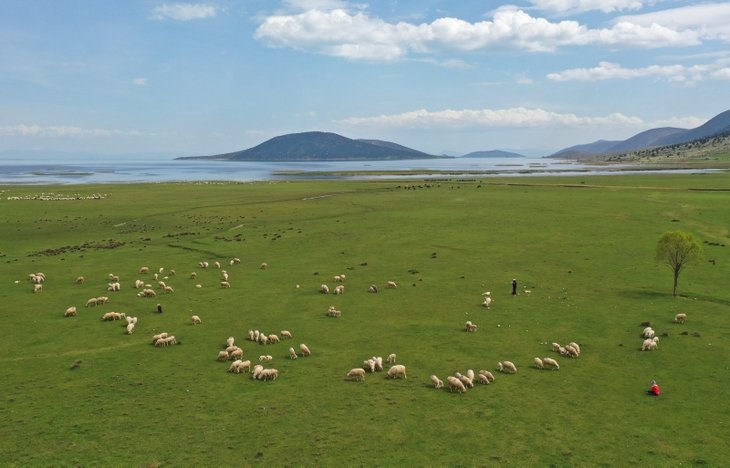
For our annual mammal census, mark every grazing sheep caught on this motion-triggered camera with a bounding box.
[258,368,278,381]
[458,374,474,388]
[75,276,85,284]
[675,313,687,324]
[299,343,311,357]
[225,345,239,354]
[139,267,149,274]
[387,353,396,363]
[258,334,269,345]
[126,323,135,335]
[191,315,202,325]
[534,357,544,369]
[229,360,245,373]
[482,294,492,308]
[222,272,229,282]
[217,351,230,361]
[101,311,123,321]
[542,357,560,370]
[386,281,398,289]
[232,257,241,264]
[333,275,344,282]
[333,285,345,295]
[134,279,144,289]
[565,345,580,358]
[33,284,43,293]
[252,365,264,379]
[479,370,495,383]
[259,355,273,362]
[363,359,376,373]
[498,361,517,374]
[643,327,655,339]
[387,365,407,379]
[230,348,244,360]
[152,332,169,343]
[447,376,467,393]
[260,262,268,270]
[154,338,167,347]
[289,347,298,360]
[320,284,330,294]
[214,261,221,269]
[368,284,378,293]
[642,337,659,351]
[239,360,252,373]
[465,321,478,332]
[346,368,366,381]
[477,373,490,384]
[163,285,174,294]
[326,306,341,318]
[199,261,209,269]
[373,356,384,371]
[551,342,562,352]
[430,375,444,389]
[280,330,292,339]
[108,273,119,282]
[64,306,77,317]
[218,281,231,289]
[226,337,235,347]
[253,330,260,342]
[567,342,581,354]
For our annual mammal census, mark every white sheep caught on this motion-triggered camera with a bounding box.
[458,374,474,388]
[259,334,269,345]
[126,323,135,335]
[191,315,202,325]
[387,353,396,363]
[259,368,279,381]
[239,360,252,373]
[674,313,687,324]
[386,281,398,289]
[333,285,345,295]
[479,370,495,383]
[226,336,235,347]
[139,267,149,274]
[642,337,659,351]
[430,375,444,388]
[268,334,280,343]
[75,276,85,284]
[498,361,517,373]
[163,285,174,294]
[230,348,244,360]
[190,272,197,279]
[229,360,244,373]
[152,332,169,343]
[477,373,490,385]
[320,284,330,294]
[374,356,384,371]
[564,345,580,358]
[542,357,560,369]
[387,365,407,379]
[447,376,467,393]
[333,275,344,282]
[551,342,562,352]
[33,284,43,293]
[367,284,378,293]
[232,257,241,264]
[220,281,231,289]
[259,355,273,362]
[134,279,144,289]
[64,306,77,317]
[567,342,581,354]
[482,294,492,308]
[259,262,268,270]
[280,330,292,339]
[643,327,655,339]
[217,351,230,361]
[299,343,311,357]
[346,368,366,381]
[252,365,264,379]
[214,261,221,269]
[289,347,298,360]
[465,320,478,332]
[363,359,376,373]
[534,357,544,369]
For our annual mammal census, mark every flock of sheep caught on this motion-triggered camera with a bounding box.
[29,252,689,395]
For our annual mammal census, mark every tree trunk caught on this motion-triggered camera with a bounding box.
[673,270,679,297]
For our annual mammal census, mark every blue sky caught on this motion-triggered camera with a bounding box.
[1,0,729,157]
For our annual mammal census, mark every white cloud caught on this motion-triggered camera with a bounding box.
[152,3,218,21]
[616,3,730,41]
[0,124,145,138]
[340,107,645,129]
[254,7,700,62]
[132,78,148,86]
[711,68,730,79]
[547,58,730,82]
[531,0,644,14]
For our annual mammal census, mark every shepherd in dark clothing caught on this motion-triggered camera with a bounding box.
[157,304,163,314]
[511,279,517,295]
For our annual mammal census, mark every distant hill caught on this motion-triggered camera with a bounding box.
[461,150,526,158]
[550,140,621,159]
[177,132,442,161]
[550,108,730,161]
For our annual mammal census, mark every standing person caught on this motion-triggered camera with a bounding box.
[157,303,163,314]
[511,278,518,296]
[647,380,661,396]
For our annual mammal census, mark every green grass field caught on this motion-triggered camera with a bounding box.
[1,174,729,466]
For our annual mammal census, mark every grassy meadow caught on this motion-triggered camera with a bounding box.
[1,174,729,466]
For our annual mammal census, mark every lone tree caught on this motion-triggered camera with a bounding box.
[655,231,702,296]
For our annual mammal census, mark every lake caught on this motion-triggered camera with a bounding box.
[0,155,715,185]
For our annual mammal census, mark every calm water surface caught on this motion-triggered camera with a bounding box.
[0,155,713,185]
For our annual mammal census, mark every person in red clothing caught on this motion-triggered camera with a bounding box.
[647,380,661,396]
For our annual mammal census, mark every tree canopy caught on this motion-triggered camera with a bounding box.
[656,231,702,296]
